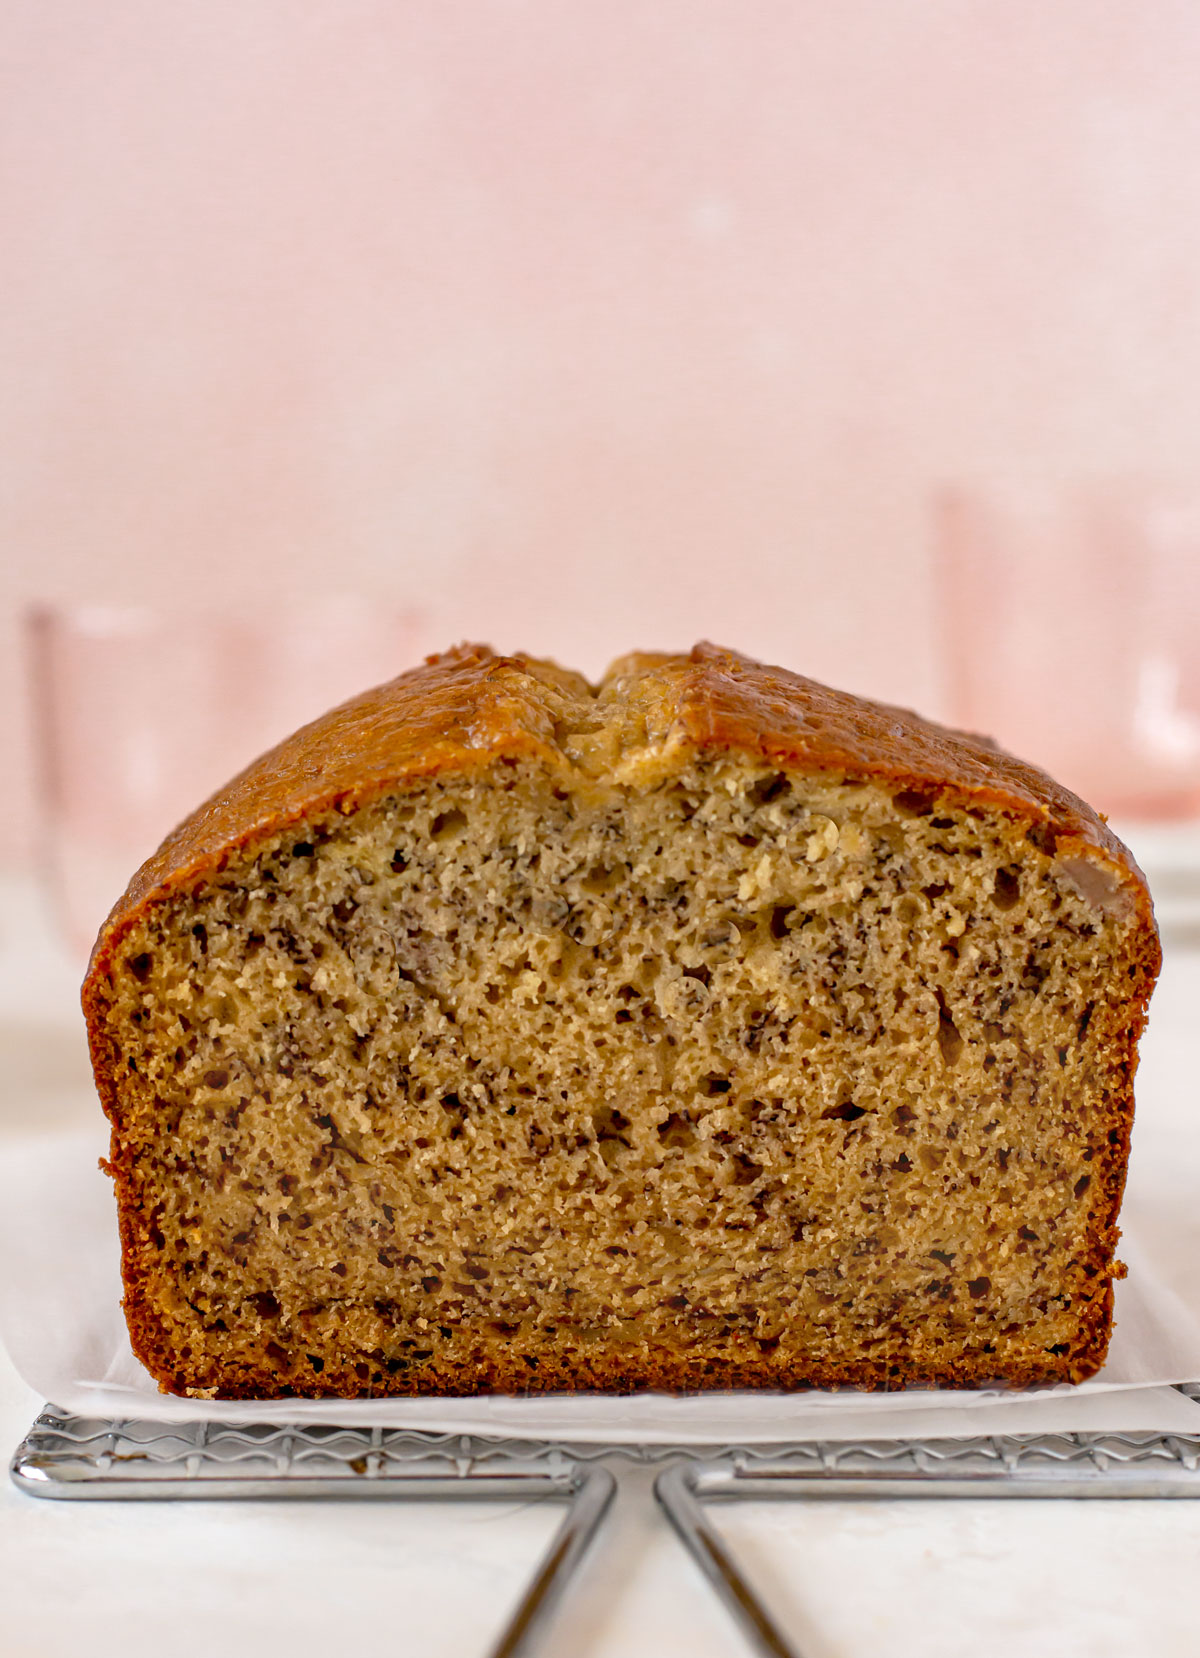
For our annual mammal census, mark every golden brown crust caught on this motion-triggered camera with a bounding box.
[679,644,1142,866]
[84,643,1161,1398]
[84,640,1155,987]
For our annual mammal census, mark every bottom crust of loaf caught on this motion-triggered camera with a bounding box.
[122,1274,1115,1400]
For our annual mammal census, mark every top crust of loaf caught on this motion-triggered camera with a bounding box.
[83,642,1155,999]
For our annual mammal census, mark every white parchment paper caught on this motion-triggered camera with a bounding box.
[3,1126,1199,1442]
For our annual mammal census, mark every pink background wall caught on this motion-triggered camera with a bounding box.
[6,3,1200,866]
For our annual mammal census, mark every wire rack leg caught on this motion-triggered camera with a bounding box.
[656,1461,799,1658]
[488,1464,615,1658]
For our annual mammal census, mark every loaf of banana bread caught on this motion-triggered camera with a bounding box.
[84,643,1160,1397]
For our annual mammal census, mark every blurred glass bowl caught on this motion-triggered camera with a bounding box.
[28,598,431,960]
[935,481,1200,937]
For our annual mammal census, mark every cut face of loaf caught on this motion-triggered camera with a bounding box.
[85,645,1159,1397]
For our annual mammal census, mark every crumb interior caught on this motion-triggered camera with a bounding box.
[104,751,1143,1394]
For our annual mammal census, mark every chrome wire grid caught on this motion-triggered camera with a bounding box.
[12,1390,1200,1658]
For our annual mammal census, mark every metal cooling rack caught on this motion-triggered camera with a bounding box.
[10,1408,616,1658]
[655,1409,1200,1658]
[12,1390,1200,1658]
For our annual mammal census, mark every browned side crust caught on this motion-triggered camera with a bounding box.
[84,643,1161,1396]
